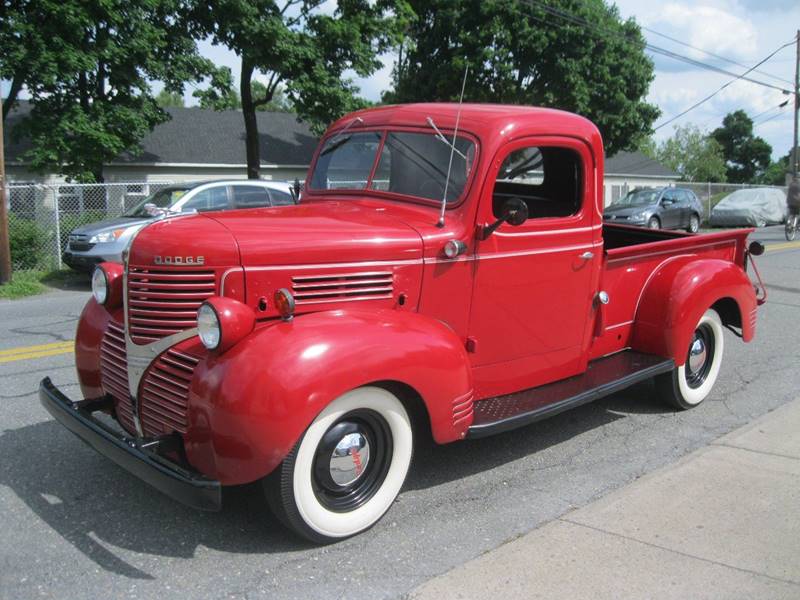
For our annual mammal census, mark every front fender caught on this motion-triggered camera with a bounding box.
[631,258,757,365]
[186,308,474,485]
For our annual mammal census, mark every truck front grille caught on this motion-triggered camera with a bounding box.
[291,271,394,305]
[99,320,137,434]
[99,320,200,437]
[139,348,200,436]
[127,267,216,344]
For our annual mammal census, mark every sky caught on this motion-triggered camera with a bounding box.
[194,0,799,160]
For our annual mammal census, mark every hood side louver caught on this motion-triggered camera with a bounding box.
[291,271,394,305]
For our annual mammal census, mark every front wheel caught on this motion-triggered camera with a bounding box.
[263,386,413,543]
[647,216,661,229]
[655,309,724,410]
[687,213,700,233]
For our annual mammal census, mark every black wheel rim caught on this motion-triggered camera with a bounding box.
[685,324,715,389]
[311,409,393,513]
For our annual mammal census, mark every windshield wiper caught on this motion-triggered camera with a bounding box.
[426,117,467,160]
[320,116,365,157]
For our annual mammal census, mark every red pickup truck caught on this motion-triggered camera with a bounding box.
[41,104,764,543]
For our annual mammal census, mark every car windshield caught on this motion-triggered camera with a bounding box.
[611,189,660,207]
[124,187,191,217]
[309,130,475,204]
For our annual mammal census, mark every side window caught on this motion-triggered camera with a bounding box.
[662,189,678,203]
[183,187,229,212]
[268,188,294,206]
[493,146,582,220]
[232,186,270,208]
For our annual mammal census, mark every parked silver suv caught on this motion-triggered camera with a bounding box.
[63,180,296,271]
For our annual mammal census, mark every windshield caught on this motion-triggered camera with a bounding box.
[124,187,191,217]
[611,189,660,207]
[309,130,475,204]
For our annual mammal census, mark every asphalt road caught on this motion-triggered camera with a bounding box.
[1,226,799,600]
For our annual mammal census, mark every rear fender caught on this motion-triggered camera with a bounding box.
[631,258,757,365]
[186,308,473,485]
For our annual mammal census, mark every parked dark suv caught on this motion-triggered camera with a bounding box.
[603,187,703,232]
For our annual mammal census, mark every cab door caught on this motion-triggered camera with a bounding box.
[467,137,602,398]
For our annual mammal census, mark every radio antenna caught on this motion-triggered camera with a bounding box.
[437,65,469,228]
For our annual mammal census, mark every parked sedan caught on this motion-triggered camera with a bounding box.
[603,187,703,232]
[63,180,297,271]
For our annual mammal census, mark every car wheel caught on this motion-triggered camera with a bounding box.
[647,216,660,229]
[655,309,724,410]
[264,386,413,544]
[687,214,700,233]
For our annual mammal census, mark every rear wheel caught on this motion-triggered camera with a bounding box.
[786,215,798,241]
[264,386,413,544]
[647,216,661,229]
[687,213,700,233]
[656,309,724,410]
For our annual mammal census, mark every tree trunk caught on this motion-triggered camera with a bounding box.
[2,75,24,122]
[240,59,260,179]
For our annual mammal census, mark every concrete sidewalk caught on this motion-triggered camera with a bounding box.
[410,398,800,600]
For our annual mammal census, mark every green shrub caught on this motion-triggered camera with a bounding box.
[8,214,53,270]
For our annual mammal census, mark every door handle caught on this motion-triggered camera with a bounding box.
[579,251,594,260]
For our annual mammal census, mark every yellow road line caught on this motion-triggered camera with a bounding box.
[0,346,75,364]
[0,340,74,364]
[766,240,800,252]
[0,340,73,356]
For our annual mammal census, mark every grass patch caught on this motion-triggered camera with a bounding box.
[0,271,47,299]
[0,268,89,300]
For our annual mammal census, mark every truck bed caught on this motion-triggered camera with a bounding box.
[590,223,753,360]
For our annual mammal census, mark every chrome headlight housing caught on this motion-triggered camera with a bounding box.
[197,303,221,350]
[91,267,108,305]
[89,228,126,244]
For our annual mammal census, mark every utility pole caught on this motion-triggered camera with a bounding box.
[793,28,799,179]
[0,101,12,285]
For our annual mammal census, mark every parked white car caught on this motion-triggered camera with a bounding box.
[64,180,297,271]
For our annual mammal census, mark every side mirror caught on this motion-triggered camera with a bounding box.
[661,198,675,206]
[481,198,529,239]
[748,241,765,256]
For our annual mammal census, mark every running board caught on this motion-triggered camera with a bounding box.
[467,351,674,439]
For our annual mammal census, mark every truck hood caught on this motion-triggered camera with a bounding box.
[128,203,423,271]
[205,201,424,265]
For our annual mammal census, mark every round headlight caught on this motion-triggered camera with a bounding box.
[91,268,108,305]
[197,303,221,350]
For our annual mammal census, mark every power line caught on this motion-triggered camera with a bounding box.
[754,106,791,129]
[653,40,795,131]
[640,25,794,87]
[519,0,793,94]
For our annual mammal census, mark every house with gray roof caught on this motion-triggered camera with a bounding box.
[4,103,317,186]
[5,101,676,207]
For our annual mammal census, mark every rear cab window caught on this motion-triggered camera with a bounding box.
[492,146,583,221]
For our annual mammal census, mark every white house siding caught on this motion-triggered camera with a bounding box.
[603,174,680,207]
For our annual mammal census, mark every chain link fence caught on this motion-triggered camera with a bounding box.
[4,179,792,271]
[5,181,178,271]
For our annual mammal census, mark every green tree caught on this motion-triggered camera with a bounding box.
[156,89,186,108]
[190,0,410,178]
[758,150,791,186]
[656,125,727,182]
[197,80,295,112]
[711,110,772,184]
[1,0,219,182]
[385,0,660,156]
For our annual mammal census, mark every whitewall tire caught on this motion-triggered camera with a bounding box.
[656,309,724,410]
[264,386,413,543]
